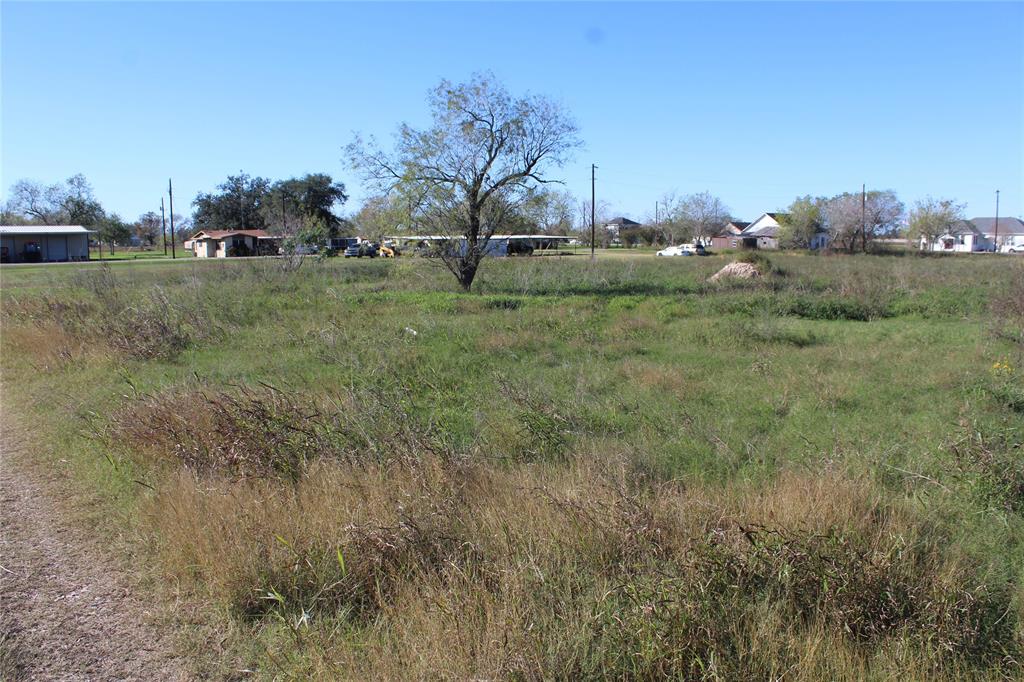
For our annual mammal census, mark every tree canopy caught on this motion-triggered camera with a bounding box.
[348,73,581,290]
[193,173,273,232]
[192,172,347,236]
[778,196,825,249]
[907,197,964,246]
[823,190,904,252]
[4,174,105,226]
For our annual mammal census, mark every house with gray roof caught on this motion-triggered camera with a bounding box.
[920,220,993,253]
[970,217,1024,251]
[603,217,641,236]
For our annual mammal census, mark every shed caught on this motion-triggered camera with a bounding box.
[0,225,95,263]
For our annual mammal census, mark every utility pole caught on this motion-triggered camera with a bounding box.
[168,179,177,259]
[590,163,597,260]
[861,183,867,252]
[994,190,1000,252]
[161,197,168,256]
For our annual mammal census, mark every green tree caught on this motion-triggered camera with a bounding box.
[135,211,162,247]
[907,197,964,249]
[778,196,825,249]
[352,194,412,242]
[348,73,581,291]
[97,213,132,254]
[193,173,272,231]
[262,174,348,235]
[519,188,576,234]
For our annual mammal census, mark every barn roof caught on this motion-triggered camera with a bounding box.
[0,225,96,235]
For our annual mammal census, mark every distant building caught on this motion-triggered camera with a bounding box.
[919,220,993,253]
[711,221,749,250]
[735,213,830,250]
[603,217,641,235]
[0,225,95,263]
[739,213,783,250]
[970,217,1024,251]
[189,230,282,258]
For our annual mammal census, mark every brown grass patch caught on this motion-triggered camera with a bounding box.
[0,323,108,370]
[619,359,692,395]
[136,448,1021,679]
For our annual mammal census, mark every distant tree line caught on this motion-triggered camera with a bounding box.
[1,174,189,254]
[192,173,349,246]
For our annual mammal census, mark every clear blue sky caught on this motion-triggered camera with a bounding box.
[2,1,1022,224]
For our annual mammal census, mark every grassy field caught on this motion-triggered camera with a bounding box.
[88,247,193,261]
[1,251,1022,679]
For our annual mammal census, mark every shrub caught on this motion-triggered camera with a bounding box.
[951,425,1024,513]
[990,265,1024,346]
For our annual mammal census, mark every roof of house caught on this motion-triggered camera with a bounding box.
[739,212,789,238]
[716,221,749,236]
[945,220,986,237]
[191,229,273,240]
[0,225,96,235]
[604,217,641,226]
[745,225,778,238]
[970,217,1024,236]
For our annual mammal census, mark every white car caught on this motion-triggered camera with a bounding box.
[656,245,692,257]
[1000,244,1024,254]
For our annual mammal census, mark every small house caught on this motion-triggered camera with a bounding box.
[603,217,641,235]
[189,230,282,258]
[920,221,993,253]
[739,213,783,250]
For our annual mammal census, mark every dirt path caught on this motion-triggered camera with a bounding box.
[0,414,188,681]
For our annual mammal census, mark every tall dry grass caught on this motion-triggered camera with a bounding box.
[107,385,1022,679]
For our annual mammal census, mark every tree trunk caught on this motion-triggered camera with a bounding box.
[458,206,482,292]
[458,259,478,291]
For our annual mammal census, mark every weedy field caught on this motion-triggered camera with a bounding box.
[1,251,1022,679]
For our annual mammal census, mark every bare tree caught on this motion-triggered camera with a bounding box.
[907,197,965,250]
[676,191,731,245]
[347,73,581,290]
[657,191,686,245]
[824,190,903,252]
[7,174,104,226]
[8,180,61,224]
[576,197,611,245]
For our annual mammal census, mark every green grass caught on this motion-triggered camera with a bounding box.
[1,252,1022,679]
[88,247,192,260]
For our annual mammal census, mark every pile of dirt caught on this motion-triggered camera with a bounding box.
[709,261,762,282]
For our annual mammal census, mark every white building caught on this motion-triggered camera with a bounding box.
[920,221,993,253]
[0,225,95,263]
[739,213,782,249]
[970,217,1024,252]
[738,212,830,250]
